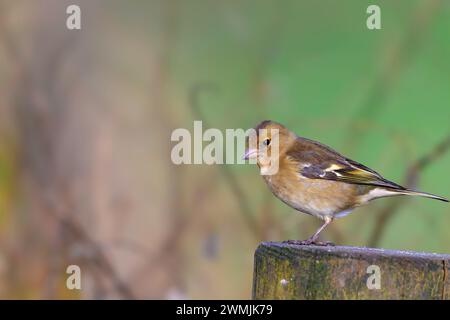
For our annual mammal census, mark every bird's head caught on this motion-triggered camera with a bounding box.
[243,120,296,173]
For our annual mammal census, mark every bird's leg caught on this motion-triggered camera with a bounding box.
[308,216,333,244]
[284,216,334,246]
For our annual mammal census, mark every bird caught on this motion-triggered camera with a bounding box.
[243,120,448,246]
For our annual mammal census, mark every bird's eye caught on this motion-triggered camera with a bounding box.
[263,138,271,146]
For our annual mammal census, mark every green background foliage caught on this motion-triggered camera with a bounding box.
[0,0,448,299]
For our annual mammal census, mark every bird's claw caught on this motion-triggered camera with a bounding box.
[282,239,335,246]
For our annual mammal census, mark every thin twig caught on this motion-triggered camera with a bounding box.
[44,191,136,299]
[188,83,261,238]
[368,134,450,247]
[344,0,443,152]
[3,3,135,298]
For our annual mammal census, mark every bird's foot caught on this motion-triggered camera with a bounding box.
[283,239,335,246]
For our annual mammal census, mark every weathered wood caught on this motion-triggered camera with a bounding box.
[252,242,450,300]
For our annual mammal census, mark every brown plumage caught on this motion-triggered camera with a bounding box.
[244,120,448,245]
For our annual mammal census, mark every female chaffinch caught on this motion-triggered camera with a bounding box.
[244,120,448,245]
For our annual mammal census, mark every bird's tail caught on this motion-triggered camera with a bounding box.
[391,189,449,202]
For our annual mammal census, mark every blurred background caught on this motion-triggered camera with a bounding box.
[0,0,449,299]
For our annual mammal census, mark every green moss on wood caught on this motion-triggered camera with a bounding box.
[252,242,450,300]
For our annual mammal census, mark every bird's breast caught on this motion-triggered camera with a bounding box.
[263,171,360,219]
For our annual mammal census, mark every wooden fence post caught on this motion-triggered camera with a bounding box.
[252,242,450,299]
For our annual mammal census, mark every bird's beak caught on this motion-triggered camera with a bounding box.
[242,148,258,160]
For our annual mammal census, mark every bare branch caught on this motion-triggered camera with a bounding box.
[344,0,443,152]
[368,134,450,247]
[188,83,261,239]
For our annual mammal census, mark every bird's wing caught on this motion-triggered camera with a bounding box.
[287,138,406,190]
